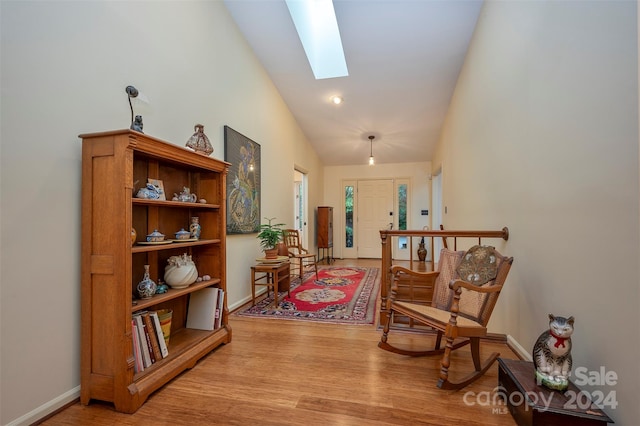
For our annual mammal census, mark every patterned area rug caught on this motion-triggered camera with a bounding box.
[237,266,380,324]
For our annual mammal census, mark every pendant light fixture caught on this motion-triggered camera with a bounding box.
[368,135,375,166]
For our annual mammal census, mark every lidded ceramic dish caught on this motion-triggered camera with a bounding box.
[146,229,165,242]
[174,228,190,240]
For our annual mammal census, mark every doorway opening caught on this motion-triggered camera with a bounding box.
[294,169,308,249]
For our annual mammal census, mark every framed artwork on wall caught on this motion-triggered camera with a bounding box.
[224,125,261,234]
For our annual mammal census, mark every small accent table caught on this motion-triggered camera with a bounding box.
[251,261,291,308]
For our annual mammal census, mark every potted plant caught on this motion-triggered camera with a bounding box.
[257,217,285,259]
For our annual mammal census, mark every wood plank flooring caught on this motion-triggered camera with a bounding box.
[41,259,518,425]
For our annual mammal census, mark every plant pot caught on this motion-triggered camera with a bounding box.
[264,248,278,259]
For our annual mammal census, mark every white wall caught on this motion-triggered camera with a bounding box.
[435,1,639,423]
[0,1,322,424]
[324,162,431,258]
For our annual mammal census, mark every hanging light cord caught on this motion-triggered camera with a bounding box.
[368,135,375,165]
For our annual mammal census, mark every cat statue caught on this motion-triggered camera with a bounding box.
[532,314,574,391]
[130,115,144,133]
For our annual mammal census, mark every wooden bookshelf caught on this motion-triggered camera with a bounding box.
[80,129,232,413]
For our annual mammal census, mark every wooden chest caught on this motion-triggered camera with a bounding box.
[497,358,613,426]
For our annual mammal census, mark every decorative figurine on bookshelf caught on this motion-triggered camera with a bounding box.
[136,182,163,200]
[172,187,197,203]
[185,124,214,156]
[130,115,144,133]
[190,216,202,239]
[126,85,144,133]
[155,280,169,294]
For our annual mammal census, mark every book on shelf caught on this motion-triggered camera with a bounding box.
[149,311,169,358]
[215,289,224,329]
[186,287,219,331]
[133,314,152,368]
[131,319,144,373]
[142,316,156,364]
[142,312,163,362]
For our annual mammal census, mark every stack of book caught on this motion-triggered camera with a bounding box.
[131,310,170,374]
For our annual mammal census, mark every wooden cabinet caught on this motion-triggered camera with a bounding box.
[317,206,333,248]
[317,206,333,263]
[80,129,231,413]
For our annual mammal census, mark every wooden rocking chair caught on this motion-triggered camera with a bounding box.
[379,245,513,390]
[282,229,318,281]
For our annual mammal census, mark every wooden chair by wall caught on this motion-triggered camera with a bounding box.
[379,245,513,390]
[282,229,318,281]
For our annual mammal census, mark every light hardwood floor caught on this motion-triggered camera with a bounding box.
[42,259,518,425]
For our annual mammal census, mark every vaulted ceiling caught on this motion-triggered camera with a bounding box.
[224,0,482,166]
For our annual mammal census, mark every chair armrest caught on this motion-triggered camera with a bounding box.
[389,265,439,303]
[449,279,503,294]
[391,265,439,278]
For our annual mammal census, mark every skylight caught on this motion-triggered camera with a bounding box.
[285,0,349,80]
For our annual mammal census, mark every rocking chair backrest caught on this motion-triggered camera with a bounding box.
[431,247,513,327]
[431,248,464,311]
[468,250,512,326]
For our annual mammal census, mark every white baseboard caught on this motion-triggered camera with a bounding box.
[228,288,267,312]
[6,386,80,426]
[507,334,532,361]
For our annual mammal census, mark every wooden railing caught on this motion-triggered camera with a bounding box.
[378,227,509,326]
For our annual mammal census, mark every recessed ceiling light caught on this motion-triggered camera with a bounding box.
[331,96,343,105]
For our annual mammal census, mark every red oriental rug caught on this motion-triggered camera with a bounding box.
[237,266,380,325]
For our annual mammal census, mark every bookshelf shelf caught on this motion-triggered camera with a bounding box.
[131,278,221,312]
[131,238,221,253]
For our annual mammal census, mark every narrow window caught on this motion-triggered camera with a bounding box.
[345,185,354,248]
[398,183,407,249]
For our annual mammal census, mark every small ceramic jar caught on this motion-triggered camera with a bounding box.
[146,229,165,242]
[174,228,190,240]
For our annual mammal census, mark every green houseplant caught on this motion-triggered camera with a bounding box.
[257,217,285,258]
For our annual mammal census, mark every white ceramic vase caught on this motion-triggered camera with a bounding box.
[164,253,198,289]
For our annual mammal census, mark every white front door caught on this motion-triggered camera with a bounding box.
[357,179,394,258]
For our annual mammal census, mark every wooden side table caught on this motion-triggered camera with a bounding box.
[497,358,613,425]
[251,262,291,308]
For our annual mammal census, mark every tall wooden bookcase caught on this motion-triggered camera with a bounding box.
[80,129,231,413]
[317,206,333,263]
